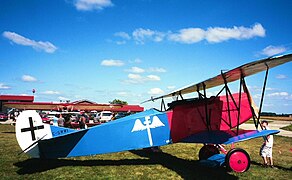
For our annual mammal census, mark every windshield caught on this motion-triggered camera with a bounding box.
[102,113,112,116]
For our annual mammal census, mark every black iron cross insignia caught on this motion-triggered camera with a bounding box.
[21,117,44,141]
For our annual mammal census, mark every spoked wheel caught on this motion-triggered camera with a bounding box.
[225,148,250,173]
[199,144,220,160]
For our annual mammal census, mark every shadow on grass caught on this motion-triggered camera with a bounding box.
[251,161,292,171]
[1,131,15,134]
[130,150,237,179]
[14,150,237,179]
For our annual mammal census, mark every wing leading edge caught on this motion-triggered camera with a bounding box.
[181,129,280,145]
[143,53,292,103]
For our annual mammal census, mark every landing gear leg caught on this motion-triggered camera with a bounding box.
[199,144,220,160]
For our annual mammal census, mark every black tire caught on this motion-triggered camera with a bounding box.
[199,144,220,160]
[225,148,250,173]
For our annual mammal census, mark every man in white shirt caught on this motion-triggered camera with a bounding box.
[260,120,274,168]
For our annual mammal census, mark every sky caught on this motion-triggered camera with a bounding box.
[0,0,292,113]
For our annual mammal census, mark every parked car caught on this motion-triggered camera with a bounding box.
[0,113,8,121]
[40,113,51,124]
[112,112,128,120]
[95,111,113,123]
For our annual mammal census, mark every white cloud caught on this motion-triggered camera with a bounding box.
[117,91,128,96]
[128,58,143,64]
[148,67,167,73]
[114,32,131,40]
[118,23,265,45]
[128,73,142,80]
[124,74,143,84]
[126,67,145,73]
[116,41,127,45]
[3,31,57,53]
[41,90,60,95]
[132,28,165,44]
[167,86,176,90]
[265,87,276,91]
[19,94,30,96]
[101,59,124,66]
[58,96,70,101]
[148,88,164,95]
[146,75,161,81]
[126,66,166,74]
[169,28,205,44]
[74,0,113,11]
[267,92,289,97]
[249,86,276,92]
[261,45,287,56]
[264,103,274,107]
[276,74,288,79]
[132,28,154,44]
[253,94,261,99]
[22,75,37,82]
[114,32,131,45]
[125,74,142,84]
[125,74,161,84]
[205,23,265,43]
[134,58,142,63]
[0,83,11,89]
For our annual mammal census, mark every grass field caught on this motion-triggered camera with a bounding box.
[1,124,291,179]
[281,124,292,131]
[244,115,292,124]
[244,119,274,124]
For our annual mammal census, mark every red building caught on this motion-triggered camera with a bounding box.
[3,96,144,113]
[0,95,34,113]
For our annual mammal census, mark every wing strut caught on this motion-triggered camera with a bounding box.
[221,71,233,129]
[236,74,243,135]
[202,83,211,131]
[197,84,206,99]
[220,71,245,135]
[257,64,269,129]
[160,98,167,111]
[242,64,269,130]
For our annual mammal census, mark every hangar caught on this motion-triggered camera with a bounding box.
[2,95,143,113]
[0,95,34,113]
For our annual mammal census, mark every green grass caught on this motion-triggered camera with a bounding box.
[281,124,292,131]
[1,124,291,179]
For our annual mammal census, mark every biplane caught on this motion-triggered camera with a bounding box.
[15,53,291,173]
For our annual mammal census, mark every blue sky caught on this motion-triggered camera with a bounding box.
[0,0,292,113]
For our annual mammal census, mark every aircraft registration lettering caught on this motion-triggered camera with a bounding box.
[52,129,69,136]
[131,115,165,146]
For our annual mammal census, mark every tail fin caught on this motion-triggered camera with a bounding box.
[15,110,53,158]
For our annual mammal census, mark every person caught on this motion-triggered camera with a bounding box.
[79,116,86,129]
[260,120,275,168]
[57,114,65,127]
[52,114,58,126]
[14,110,20,121]
[63,114,72,128]
[111,113,116,120]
